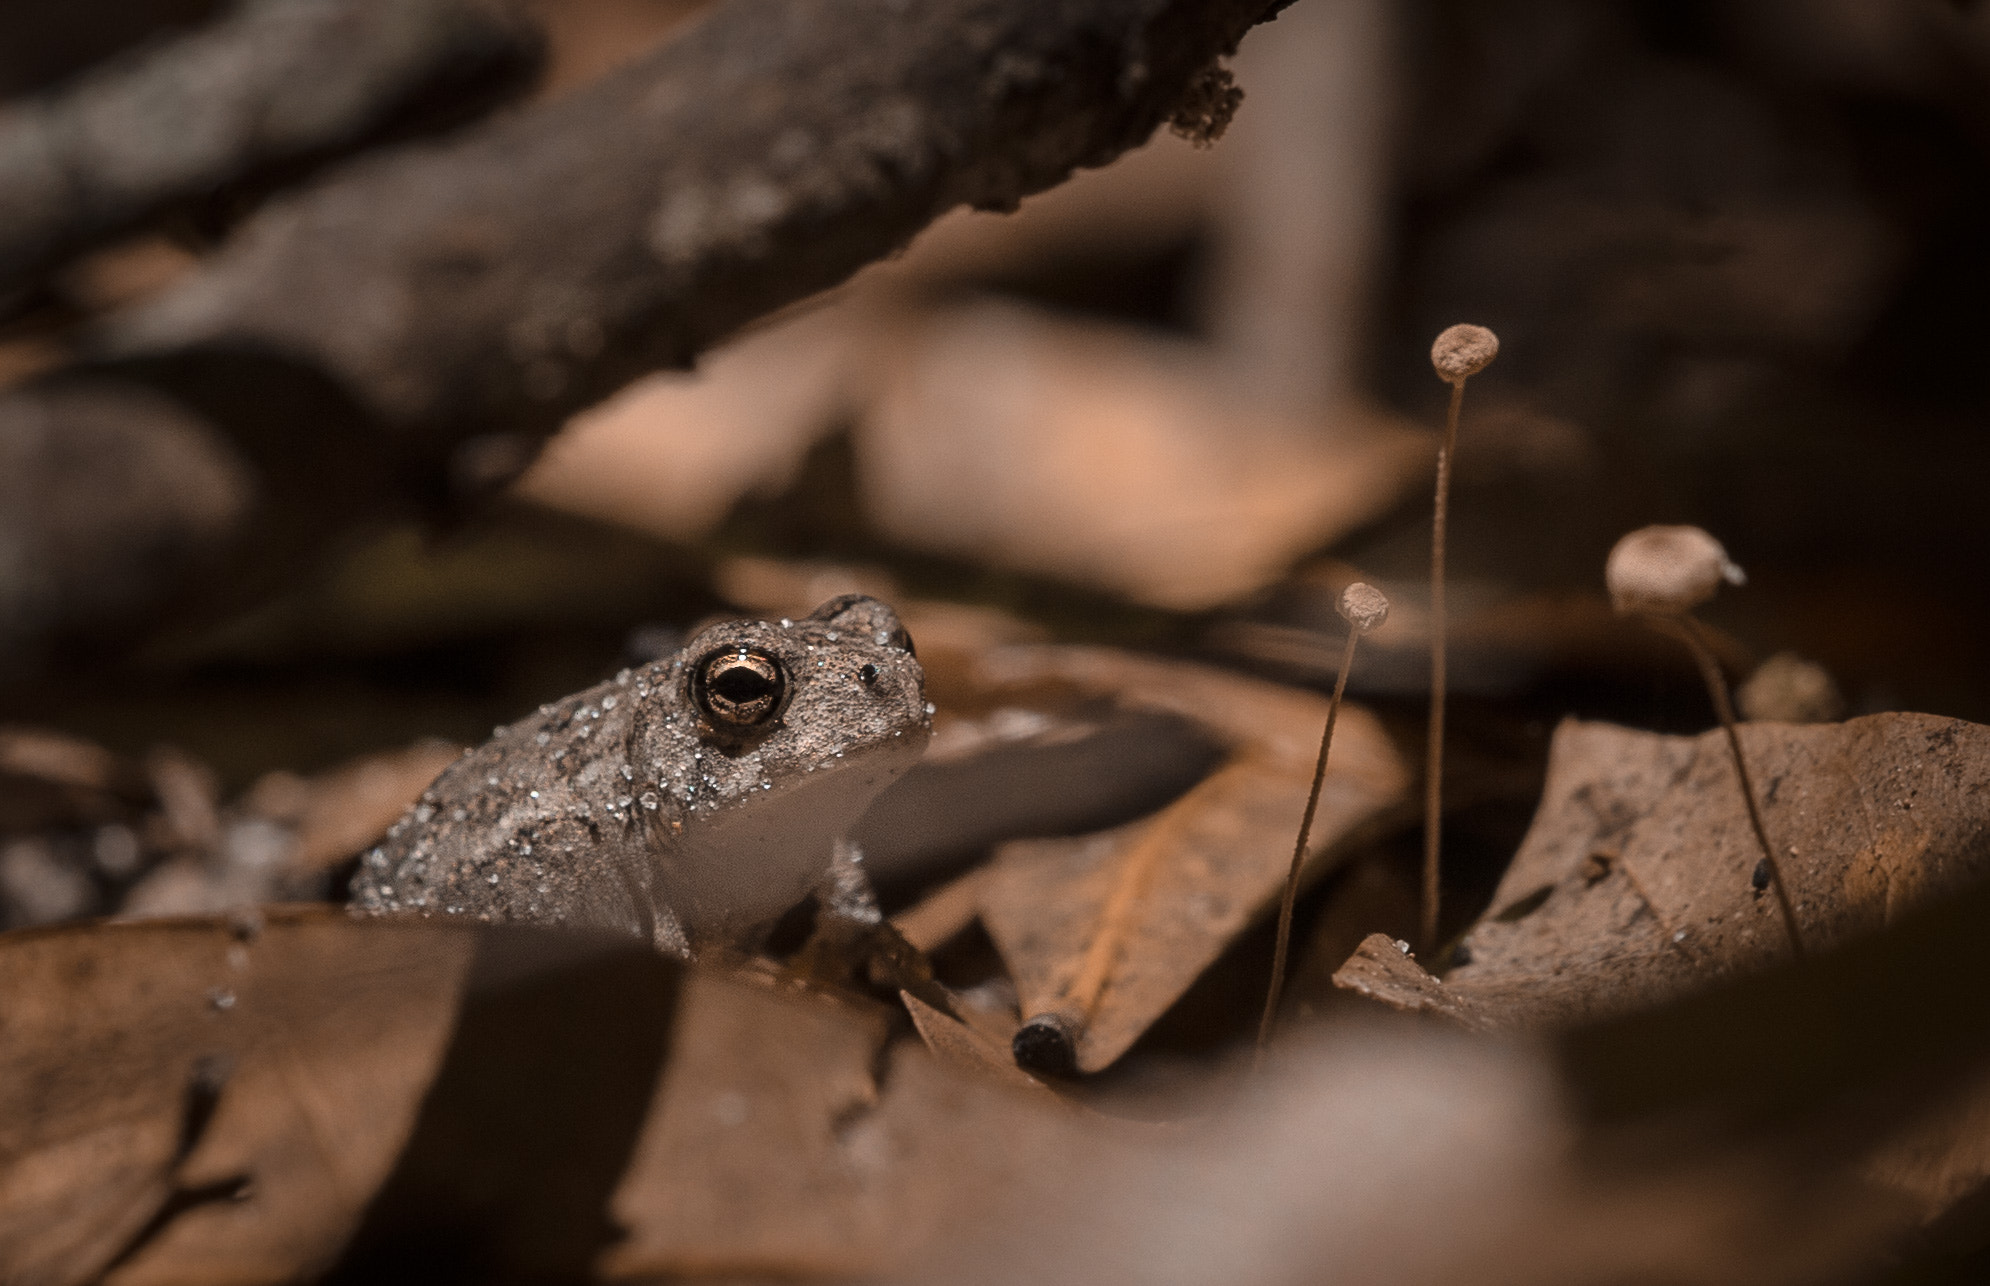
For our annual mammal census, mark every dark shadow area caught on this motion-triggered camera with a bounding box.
[323,925,679,1286]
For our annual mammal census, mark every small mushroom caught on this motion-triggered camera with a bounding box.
[1258,583,1390,1060]
[1422,324,1499,951]
[1606,525,1806,959]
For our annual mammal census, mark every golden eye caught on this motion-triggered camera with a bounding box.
[690,646,789,729]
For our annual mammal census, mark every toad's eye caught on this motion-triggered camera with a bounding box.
[690,647,789,729]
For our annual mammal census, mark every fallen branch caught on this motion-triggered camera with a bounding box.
[0,0,1286,666]
[0,0,542,293]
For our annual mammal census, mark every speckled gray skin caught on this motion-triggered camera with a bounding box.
[349,596,930,954]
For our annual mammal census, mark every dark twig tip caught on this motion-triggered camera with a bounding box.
[1012,1011,1080,1077]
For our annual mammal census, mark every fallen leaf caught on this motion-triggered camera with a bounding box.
[899,991,1043,1093]
[1330,932,1497,1033]
[1400,713,1990,1027]
[963,646,1410,1072]
[517,303,861,543]
[0,909,470,1285]
[857,300,1428,611]
[0,909,1092,1284]
[263,739,464,875]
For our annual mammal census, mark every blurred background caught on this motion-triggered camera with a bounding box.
[2,0,1988,935]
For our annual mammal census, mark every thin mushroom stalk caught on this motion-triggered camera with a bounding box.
[1606,525,1807,960]
[1422,324,1498,950]
[1257,583,1389,1061]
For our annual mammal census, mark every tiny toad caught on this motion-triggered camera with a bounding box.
[349,595,931,955]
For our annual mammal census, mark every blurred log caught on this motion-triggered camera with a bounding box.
[0,1,225,101]
[0,0,544,291]
[0,0,1286,668]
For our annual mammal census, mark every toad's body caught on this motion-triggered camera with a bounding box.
[349,596,930,954]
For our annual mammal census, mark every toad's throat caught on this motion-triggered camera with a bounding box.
[646,741,917,944]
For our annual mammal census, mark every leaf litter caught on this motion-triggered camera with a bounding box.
[0,908,1101,1285]
[943,643,1410,1073]
[1335,712,1990,1028]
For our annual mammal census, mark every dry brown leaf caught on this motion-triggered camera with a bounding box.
[963,646,1410,1072]
[253,739,464,874]
[0,909,1091,1284]
[1330,932,1498,1033]
[0,909,469,1285]
[857,300,1428,612]
[604,981,1093,1280]
[517,303,862,543]
[1372,713,1990,1029]
[891,866,991,955]
[898,991,1044,1093]
[0,726,148,833]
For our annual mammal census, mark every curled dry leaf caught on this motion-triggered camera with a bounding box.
[961,646,1410,1072]
[0,908,1088,1284]
[1340,712,1990,1029]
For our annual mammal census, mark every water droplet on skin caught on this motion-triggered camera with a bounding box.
[602,694,618,710]
[529,790,540,800]
[208,988,236,1012]
[825,630,839,642]
[535,731,551,746]
[780,619,793,628]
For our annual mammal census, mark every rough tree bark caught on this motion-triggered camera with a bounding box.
[0,0,1287,669]
[0,0,543,292]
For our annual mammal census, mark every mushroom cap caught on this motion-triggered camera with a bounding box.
[1430,324,1500,383]
[1737,652,1846,724]
[1336,582,1390,634]
[1605,525,1745,615]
